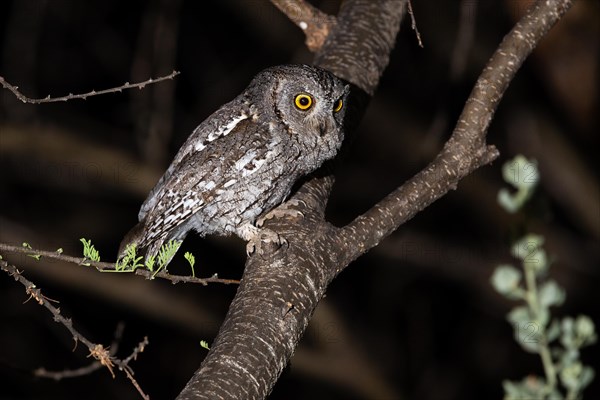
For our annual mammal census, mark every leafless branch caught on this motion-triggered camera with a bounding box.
[34,323,125,380]
[0,70,179,104]
[0,260,150,400]
[0,242,240,285]
[269,0,337,52]
[407,0,424,48]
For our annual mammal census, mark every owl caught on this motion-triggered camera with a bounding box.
[119,64,349,263]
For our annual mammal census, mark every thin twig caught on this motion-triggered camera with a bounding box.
[407,0,424,48]
[34,323,125,380]
[270,0,337,52]
[0,260,150,399]
[0,70,179,104]
[0,242,240,285]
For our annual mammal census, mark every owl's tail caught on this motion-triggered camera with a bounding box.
[118,220,147,258]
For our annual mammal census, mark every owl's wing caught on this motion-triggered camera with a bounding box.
[137,117,268,248]
[139,97,251,220]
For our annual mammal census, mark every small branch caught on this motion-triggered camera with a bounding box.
[0,260,150,400]
[34,323,125,380]
[0,70,179,104]
[0,242,239,285]
[270,0,337,52]
[407,0,423,48]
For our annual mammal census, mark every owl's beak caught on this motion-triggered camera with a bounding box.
[318,123,327,137]
[317,119,333,137]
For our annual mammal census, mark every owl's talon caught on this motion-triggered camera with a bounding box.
[257,199,306,228]
[244,227,287,256]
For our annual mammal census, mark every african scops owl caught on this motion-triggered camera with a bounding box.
[120,64,348,261]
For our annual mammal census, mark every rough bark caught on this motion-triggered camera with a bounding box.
[176,0,573,398]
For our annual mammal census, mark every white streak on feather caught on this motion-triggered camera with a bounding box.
[234,150,257,171]
[183,197,198,209]
[241,157,266,177]
[194,142,206,151]
[204,181,216,191]
[207,113,248,143]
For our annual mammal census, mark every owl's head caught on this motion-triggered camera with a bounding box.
[250,64,349,167]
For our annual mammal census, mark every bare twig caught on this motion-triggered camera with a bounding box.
[0,70,179,104]
[34,323,125,380]
[0,242,240,285]
[0,260,150,399]
[270,0,337,52]
[407,0,424,48]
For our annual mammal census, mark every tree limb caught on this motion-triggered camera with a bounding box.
[269,0,337,52]
[176,1,406,398]
[336,0,573,265]
[174,0,573,398]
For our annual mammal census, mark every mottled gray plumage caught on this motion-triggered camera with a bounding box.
[120,64,348,261]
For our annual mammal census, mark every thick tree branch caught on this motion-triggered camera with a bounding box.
[176,1,406,399]
[176,0,573,399]
[269,0,336,52]
[337,0,573,265]
[314,0,404,94]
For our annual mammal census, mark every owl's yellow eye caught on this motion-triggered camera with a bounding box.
[333,98,343,113]
[294,93,313,110]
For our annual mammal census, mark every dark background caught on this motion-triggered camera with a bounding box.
[1,0,598,399]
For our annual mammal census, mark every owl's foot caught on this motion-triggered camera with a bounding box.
[256,199,306,228]
[239,223,287,256]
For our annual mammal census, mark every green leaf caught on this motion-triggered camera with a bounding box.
[561,317,576,349]
[200,340,210,350]
[508,307,542,353]
[498,156,539,213]
[560,361,584,392]
[507,306,532,326]
[497,188,521,214]
[511,234,544,261]
[145,255,156,271]
[184,252,196,277]
[539,280,566,308]
[579,366,595,391]
[151,240,182,277]
[511,234,548,273]
[502,155,539,190]
[79,238,101,262]
[113,243,145,273]
[547,319,561,343]
[491,265,523,297]
[575,315,597,346]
